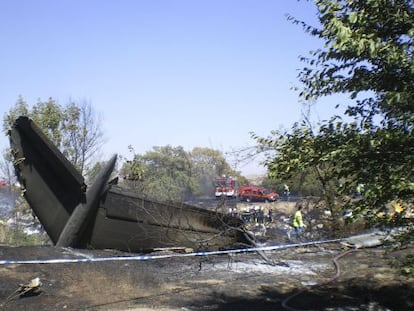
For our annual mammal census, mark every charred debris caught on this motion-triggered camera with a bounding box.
[8,116,251,253]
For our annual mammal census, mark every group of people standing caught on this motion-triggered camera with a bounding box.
[239,206,273,224]
[227,188,306,239]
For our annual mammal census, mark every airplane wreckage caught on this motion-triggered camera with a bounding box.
[8,116,251,253]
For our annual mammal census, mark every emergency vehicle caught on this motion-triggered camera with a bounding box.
[214,176,237,198]
[238,185,279,203]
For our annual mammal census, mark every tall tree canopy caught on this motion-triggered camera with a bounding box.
[1,96,104,243]
[189,147,247,197]
[120,146,244,201]
[257,0,414,228]
[3,96,104,176]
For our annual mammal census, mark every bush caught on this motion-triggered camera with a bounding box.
[0,223,50,246]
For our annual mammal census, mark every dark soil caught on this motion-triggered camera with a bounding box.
[1,201,413,310]
[1,243,413,311]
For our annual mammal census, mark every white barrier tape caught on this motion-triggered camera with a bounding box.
[0,238,343,265]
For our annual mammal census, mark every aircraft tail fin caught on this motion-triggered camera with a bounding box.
[9,116,86,243]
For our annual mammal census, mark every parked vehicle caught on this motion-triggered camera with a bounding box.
[214,176,238,198]
[238,185,278,203]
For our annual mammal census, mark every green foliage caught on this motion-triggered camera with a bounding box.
[3,96,104,175]
[257,0,414,238]
[0,194,51,246]
[120,145,193,201]
[293,0,414,112]
[120,146,243,201]
[189,147,242,196]
[2,96,104,246]
[2,96,29,135]
[398,254,414,277]
[61,101,104,175]
[0,223,50,246]
[252,121,344,216]
[85,159,118,185]
[294,0,414,220]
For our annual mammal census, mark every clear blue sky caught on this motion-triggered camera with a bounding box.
[0,0,341,175]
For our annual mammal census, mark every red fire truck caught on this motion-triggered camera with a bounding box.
[214,176,237,198]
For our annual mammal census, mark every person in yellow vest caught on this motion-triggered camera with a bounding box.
[292,204,304,238]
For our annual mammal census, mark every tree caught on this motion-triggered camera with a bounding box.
[1,96,105,245]
[120,145,193,202]
[189,147,247,197]
[62,100,104,175]
[292,0,414,219]
[85,159,118,185]
[120,146,245,200]
[0,150,17,218]
[258,0,414,238]
[3,96,104,175]
[253,119,344,219]
[31,97,66,147]
[2,96,30,137]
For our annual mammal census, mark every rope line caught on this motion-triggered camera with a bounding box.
[0,238,343,265]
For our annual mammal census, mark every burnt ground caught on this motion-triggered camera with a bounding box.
[1,201,414,311]
[0,242,413,311]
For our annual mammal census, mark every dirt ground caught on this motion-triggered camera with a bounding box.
[1,201,414,310]
[1,242,414,311]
